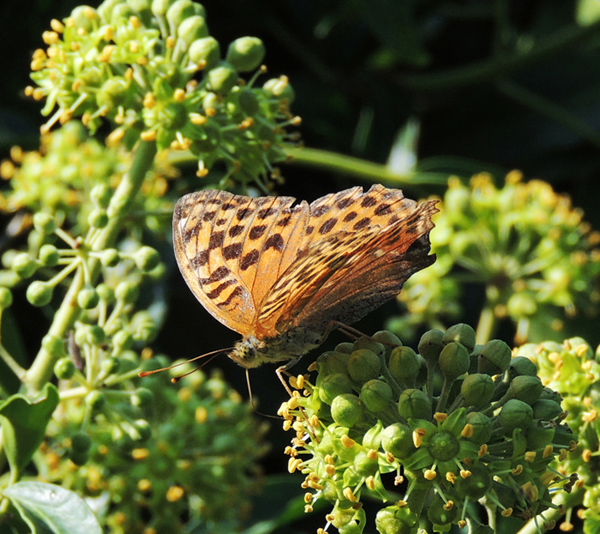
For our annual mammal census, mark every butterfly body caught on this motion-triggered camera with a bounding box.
[173,185,437,370]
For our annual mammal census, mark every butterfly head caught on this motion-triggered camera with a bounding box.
[228,336,270,369]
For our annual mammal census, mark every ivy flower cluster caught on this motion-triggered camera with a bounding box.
[27,0,299,190]
[390,172,600,345]
[280,325,576,534]
[43,367,268,533]
[516,337,600,532]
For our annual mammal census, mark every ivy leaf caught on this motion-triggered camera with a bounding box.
[0,383,59,479]
[3,481,102,534]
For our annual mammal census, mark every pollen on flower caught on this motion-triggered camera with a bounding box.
[434,412,448,423]
[582,409,598,422]
[343,487,357,502]
[460,470,471,479]
[413,428,427,448]
[138,478,152,492]
[512,465,523,475]
[446,472,456,484]
[582,449,592,462]
[303,492,312,503]
[502,508,513,517]
[190,113,207,125]
[424,469,437,480]
[385,451,395,463]
[443,500,454,511]
[366,476,375,490]
[461,424,473,438]
[367,449,378,461]
[395,475,404,485]
[478,444,488,457]
[166,486,185,502]
[325,464,336,477]
[140,130,157,142]
[341,435,355,448]
[524,451,537,462]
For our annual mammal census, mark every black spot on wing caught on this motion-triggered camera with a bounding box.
[203,210,217,222]
[312,204,330,217]
[374,203,392,215]
[361,196,377,207]
[223,242,243,260]
[353,218,370,230]
[229,224,245,237]
[319,218,337,234]
[240,249,259,271]
[217,286,243,308]
[236,207,254,221]
[336,197,355,209]
[343,212,357,222]
[200,266,229,284]
[206,279,235,299]
[191,250,208,268]
[265,234,284,251]
[249,225,267,240]
[209,231,225,250]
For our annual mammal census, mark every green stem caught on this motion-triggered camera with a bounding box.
[24,140,157,395]
[399,20,600,92]
[284,146,449,187]
[516,488,584,534]
[475,302,497,345]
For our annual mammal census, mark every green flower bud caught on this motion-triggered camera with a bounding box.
[418,329,444,365]
[70,5,97,32]
[97,78,130,109]
[134,246,161,271]
[90,184,112,209]
[113,330,133,352]
[88,208,109,229]
[397,388,431,420]
[532,399,563,420]
[443,323,476,352]
[263,77,295,101]
[33,212,57,235]
[478,339,511,376]
[319,373,353,405]
[206,62,238,93]
[133,318,157,343]
[109,3,136,23]
[371,330,402,347]
[500,399,533,434]
[26,281,53,306]
[96,283,115,303]
[101,357,120,375]
[0,287,13,310]
[439,342,470,381]
[317,351,351,376]
[454,465,491,500]
[12,253,38,279]
[71,431,92,454]
[87,325,106,346]
[68,449,89,466]
[360,379,392,412]
[461,373,494,407]
[39,244,59,267]
[427,497,457,526]
[150,0,176,16]
[389,346,421,381]
[525,421,555,450]
[78,285,100,309]
[465,411,492,444]
[42,334,66,357]
[189,36,220,69]
[347,349,381,383]
[330,393,364,427]
[376,506,418,534]
[381,423,416,458]
[352,337,384,355]
[508,375,543,405]
[353,450,379,477]
[237,87,259,115]
[86,390,106,413]
[54,357,76,380]
[167,0,199,29]
[131,419,152,442]
[429,431,460,461]
[98,248,120,267]
[177,15,209,47]
[226,37,265,72]
[115,281,139,304]
[509,356,538,377]
[131,388,154,408]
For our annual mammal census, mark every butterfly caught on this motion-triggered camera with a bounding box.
[172,184,437,377]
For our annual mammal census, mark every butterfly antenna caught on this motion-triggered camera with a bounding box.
[138,347,233,378]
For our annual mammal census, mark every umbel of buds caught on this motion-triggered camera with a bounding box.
[27,0,299,187]
[280,325,576,534]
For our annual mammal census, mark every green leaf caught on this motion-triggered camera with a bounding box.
[3,481,102,534]
[0,383,59,480]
